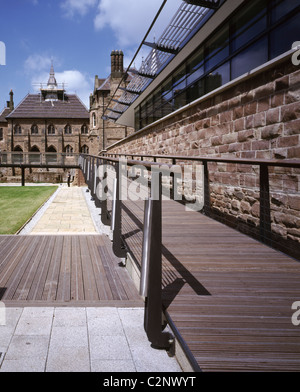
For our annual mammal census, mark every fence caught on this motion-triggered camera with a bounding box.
[79,153,300,349]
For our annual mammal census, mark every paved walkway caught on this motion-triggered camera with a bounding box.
[30,186,97,234]
[0,185,182,372]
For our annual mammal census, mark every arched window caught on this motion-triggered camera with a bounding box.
[47,145,57,153]
[48,124,55,135]
[64,124,72,134]
[31,124,38,135]
[13,145,23,152]
[14,124,22,135]
[13,145,23,163]
[92,113,96,128]
[65,145,73,155]
[30,145,40,152]
[81,145,89,154]
[81,124,88,134]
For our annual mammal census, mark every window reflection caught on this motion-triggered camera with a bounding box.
[134,0,300,130]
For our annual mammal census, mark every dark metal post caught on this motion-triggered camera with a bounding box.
[203,161,210,216]
[140,171,173,350]
[260,164,271,245]
[112,162,126,258]
[21,166,25,187]
[100,163,110,226]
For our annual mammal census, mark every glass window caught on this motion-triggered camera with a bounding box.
[231,37,268,80]
[231,0,267,52]
[31,124,38,134]
[14,124,21,135]
[0,128,3,141]
[64,124,72,134]
[172,64,186,90]
[270,12,300,59]
[48,124,55,135]
[81,124,88,134]
[187,78,205,102]
[205,24,229,71]
[161,77,172,101]
[206,61,230,94]
[271,0,299,23]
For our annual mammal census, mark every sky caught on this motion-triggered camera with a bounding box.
[0,0,182,109]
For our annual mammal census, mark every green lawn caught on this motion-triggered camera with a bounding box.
[0,186,58,234]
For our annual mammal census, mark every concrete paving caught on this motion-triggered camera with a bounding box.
[0,185,182,372]
[0,307,181,372]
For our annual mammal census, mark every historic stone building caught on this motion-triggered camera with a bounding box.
[0,64,89,182]
[0,90,14,154]
[5,64,90,156]
[89,50,135,154]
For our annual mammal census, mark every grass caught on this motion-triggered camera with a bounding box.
[0,186,58,234]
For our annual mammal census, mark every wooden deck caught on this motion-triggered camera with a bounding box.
[0,234,142,307]
[122,199,300,372]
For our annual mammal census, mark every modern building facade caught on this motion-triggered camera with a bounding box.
[104,0,300,257]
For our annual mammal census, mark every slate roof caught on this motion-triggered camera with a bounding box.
[6,94,89,119]
[0,107,10,123]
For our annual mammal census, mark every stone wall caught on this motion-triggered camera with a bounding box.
[106,54,300,259]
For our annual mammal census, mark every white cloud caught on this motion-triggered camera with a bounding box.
[94,0,182,48]
[25,54,92,107]
[61,0,98,18]
[24,54,53,74]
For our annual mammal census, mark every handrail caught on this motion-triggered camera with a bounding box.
[79,153,300,355]
[102,152,300,168]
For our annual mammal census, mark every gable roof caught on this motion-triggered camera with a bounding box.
[0,107,10,123]
[6,94,89,119]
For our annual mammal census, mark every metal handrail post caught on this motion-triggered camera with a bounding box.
[140,171,173,350]
[112,162,127,258]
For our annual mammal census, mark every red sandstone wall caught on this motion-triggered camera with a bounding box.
[106,55,300,257]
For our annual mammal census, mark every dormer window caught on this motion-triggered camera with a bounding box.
[81,124,88,134]
[64,124,72,134]
[14,124,22,135]
[31,124,38,134]
[48,124,55,135]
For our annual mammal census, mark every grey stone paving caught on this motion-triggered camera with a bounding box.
[0,307,182,372]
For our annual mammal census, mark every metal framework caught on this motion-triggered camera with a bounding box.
[104,0,222,123]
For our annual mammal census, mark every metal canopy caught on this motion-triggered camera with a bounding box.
[183,0,220,9]
[104,0,222,123]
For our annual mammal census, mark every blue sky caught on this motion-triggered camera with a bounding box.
[0,0,182,109]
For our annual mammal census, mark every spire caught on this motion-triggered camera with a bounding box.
[47,61,57,88]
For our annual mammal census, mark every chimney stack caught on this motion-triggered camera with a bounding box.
[111,50,124,78]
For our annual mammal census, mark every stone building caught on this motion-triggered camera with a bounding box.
[5,64,90,156]
[0,90,14,154]
[89,50,135,154]
[0,64,89,182]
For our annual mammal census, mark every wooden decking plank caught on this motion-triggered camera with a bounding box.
[85,235,113,300]
[42,236,64,301]
[0,236,40,300]
[56,236,72,301]
[14,236,49,300]
[27,236,56,301]
[97,236,123,300]
[70,235,85,301]
[79,235,100,301]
